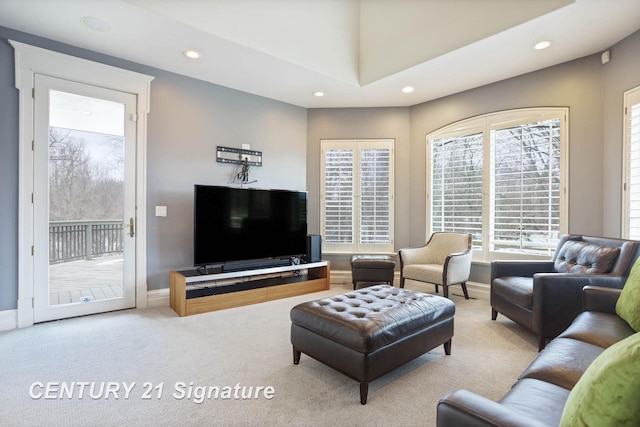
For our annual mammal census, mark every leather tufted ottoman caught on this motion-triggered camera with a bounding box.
[290,285,455,404]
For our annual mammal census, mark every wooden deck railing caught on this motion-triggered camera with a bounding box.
[49,220,123,264]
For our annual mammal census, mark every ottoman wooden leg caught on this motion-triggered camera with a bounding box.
[360,382,368,405]
[293,348,301,364]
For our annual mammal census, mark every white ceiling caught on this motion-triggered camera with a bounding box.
[1,0,639,108]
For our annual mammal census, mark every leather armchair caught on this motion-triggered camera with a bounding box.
[491,234,640,351]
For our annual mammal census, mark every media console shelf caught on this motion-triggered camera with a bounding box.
[169,261,330,316]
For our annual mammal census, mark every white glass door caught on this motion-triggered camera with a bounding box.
[33,74,137,322]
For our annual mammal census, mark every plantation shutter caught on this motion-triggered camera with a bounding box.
[625,89,640,239]
[321,139,394,253]
[490,118,560,255]
[431,132,483,248]
[323,148,354,244]
[360,148,391,245]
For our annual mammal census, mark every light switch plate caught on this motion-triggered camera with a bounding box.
[155,206,167,217]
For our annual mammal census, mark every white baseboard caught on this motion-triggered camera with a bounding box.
[0,309,18,332]
[0,289,171,333]
[147,288,170,307]
[330,269,490,299]
[0,275,490,332]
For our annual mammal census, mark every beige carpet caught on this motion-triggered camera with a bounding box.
[0,283,538,426]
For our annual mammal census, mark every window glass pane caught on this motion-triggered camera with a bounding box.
[431,133,483,249]
[491,119,560,255]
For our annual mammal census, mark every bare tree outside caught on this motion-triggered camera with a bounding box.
[49,127,124,221]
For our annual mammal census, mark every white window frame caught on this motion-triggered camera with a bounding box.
[622,85,640,239]
[427,108,569,262]
[320,139,395,254]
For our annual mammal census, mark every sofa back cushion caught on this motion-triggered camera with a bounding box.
[559,331,640,427]
[554,240,620,274]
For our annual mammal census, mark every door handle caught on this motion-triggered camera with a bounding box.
[129,217,135,238]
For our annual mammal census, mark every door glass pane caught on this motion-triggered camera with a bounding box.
[48,90,126,306]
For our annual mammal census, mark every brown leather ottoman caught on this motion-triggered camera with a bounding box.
[350,254,396,289]
[290,285,455,404]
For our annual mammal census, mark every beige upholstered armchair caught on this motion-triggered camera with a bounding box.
[399,232,473,299]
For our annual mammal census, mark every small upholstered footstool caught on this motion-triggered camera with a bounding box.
[290,285,455,404]
[350,254,396,289]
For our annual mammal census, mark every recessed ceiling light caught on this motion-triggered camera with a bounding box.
[183,50,201,59]
[534,40,552,50]
[402,86,415,93]
[80,16,111,32]
[313,91,324,97]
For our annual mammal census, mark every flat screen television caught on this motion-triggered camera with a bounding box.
[193,185,308,268]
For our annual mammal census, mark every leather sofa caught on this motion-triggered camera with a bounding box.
[437,286,636,426]
[491,234,639,350]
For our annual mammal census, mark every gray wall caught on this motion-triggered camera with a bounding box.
[0,26,307,310]
[602,30,640,237]
[146,75,307,290]
[306,108,411,271]
[0,31,19,311]
[306,31,640,282]
[1,25,639,312]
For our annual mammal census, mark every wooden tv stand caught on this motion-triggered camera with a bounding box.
[169,261,330,316]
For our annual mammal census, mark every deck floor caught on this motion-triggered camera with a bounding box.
[49,255,124,305]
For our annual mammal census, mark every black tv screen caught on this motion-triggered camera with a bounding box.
[194,185,308,266]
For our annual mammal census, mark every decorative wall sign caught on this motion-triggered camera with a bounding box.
[217,146,262,166]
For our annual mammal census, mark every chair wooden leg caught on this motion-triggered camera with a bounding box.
[443,338,452,355]
[400,277,405,288]
[461,282,469,299]
[491,308,498,320]
[442,285,448,298]
[435,284,440,294]
[353,280,357,290]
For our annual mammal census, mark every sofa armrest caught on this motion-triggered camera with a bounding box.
[582,285,622,314]
[437,389,547,427]
[490,260,555,281]
[532,273,624,339]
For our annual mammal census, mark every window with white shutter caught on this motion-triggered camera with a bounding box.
[623,86,640,239]
[428,108,567,260]
[490,118,561,254]
[321,139,394,253]
[431,132,483,249]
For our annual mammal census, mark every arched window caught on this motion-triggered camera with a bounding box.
[427,108,568,260]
